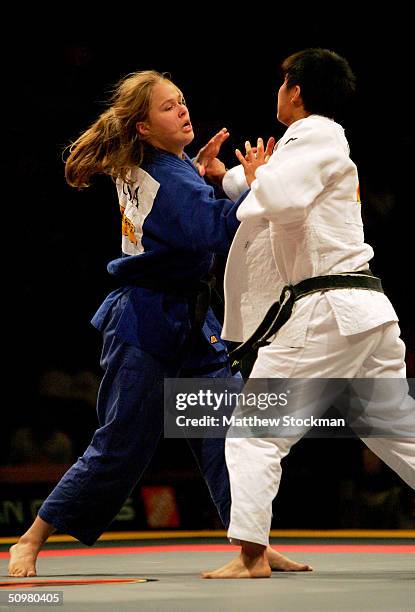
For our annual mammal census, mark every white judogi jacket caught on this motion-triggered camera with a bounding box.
[222,115,398,346]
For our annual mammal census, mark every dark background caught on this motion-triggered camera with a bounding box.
[2,14,414,532]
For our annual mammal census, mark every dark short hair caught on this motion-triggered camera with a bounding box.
[282,48,356,122]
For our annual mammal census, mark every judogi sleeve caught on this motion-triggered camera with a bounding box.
[237,122,348,223]
[222,165,249,202]
[151,169,247,255]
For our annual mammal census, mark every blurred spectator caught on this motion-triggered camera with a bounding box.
[38,368,100,408]
[8,426,73,465]
[37,368,100,456]
[7,396,73,465]
[7,368,100,465]
[338,445,414,528]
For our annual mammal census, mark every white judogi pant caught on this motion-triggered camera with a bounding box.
[226,298,415,546]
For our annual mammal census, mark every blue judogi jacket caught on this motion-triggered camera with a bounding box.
[91,150,248,364]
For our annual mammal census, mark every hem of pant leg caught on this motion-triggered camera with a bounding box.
[38,508,98,547]
[36,453,116,547]
[227,529,269,547]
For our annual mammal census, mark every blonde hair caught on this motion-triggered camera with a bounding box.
[65,70,179,188]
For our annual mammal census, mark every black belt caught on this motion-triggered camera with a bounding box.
[230,270,383,372]
[188,274,217,343]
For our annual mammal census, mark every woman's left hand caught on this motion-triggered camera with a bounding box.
[236,137,274,187]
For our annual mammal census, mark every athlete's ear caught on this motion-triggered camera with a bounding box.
[136,121,150,137]
[290,85,302,105]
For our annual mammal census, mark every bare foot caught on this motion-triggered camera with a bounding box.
[266,546,313,572]
[202,552,271,579]
[8,541,39,577]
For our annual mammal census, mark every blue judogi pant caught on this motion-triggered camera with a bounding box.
[39,306,234,545]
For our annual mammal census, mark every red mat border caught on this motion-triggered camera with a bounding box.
[1,543,414,559]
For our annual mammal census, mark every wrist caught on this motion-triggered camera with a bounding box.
[208,170,227,186]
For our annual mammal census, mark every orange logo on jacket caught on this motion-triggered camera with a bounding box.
[120,206,137,245]
[210,335,218,344]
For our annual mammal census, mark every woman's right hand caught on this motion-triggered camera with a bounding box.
[194,128,230,177]
[204,158,227,186]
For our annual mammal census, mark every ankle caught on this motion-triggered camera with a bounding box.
[16,534,41,548]
[241,541,266,559]
[18,528,52,550]
[17,517,56,549]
